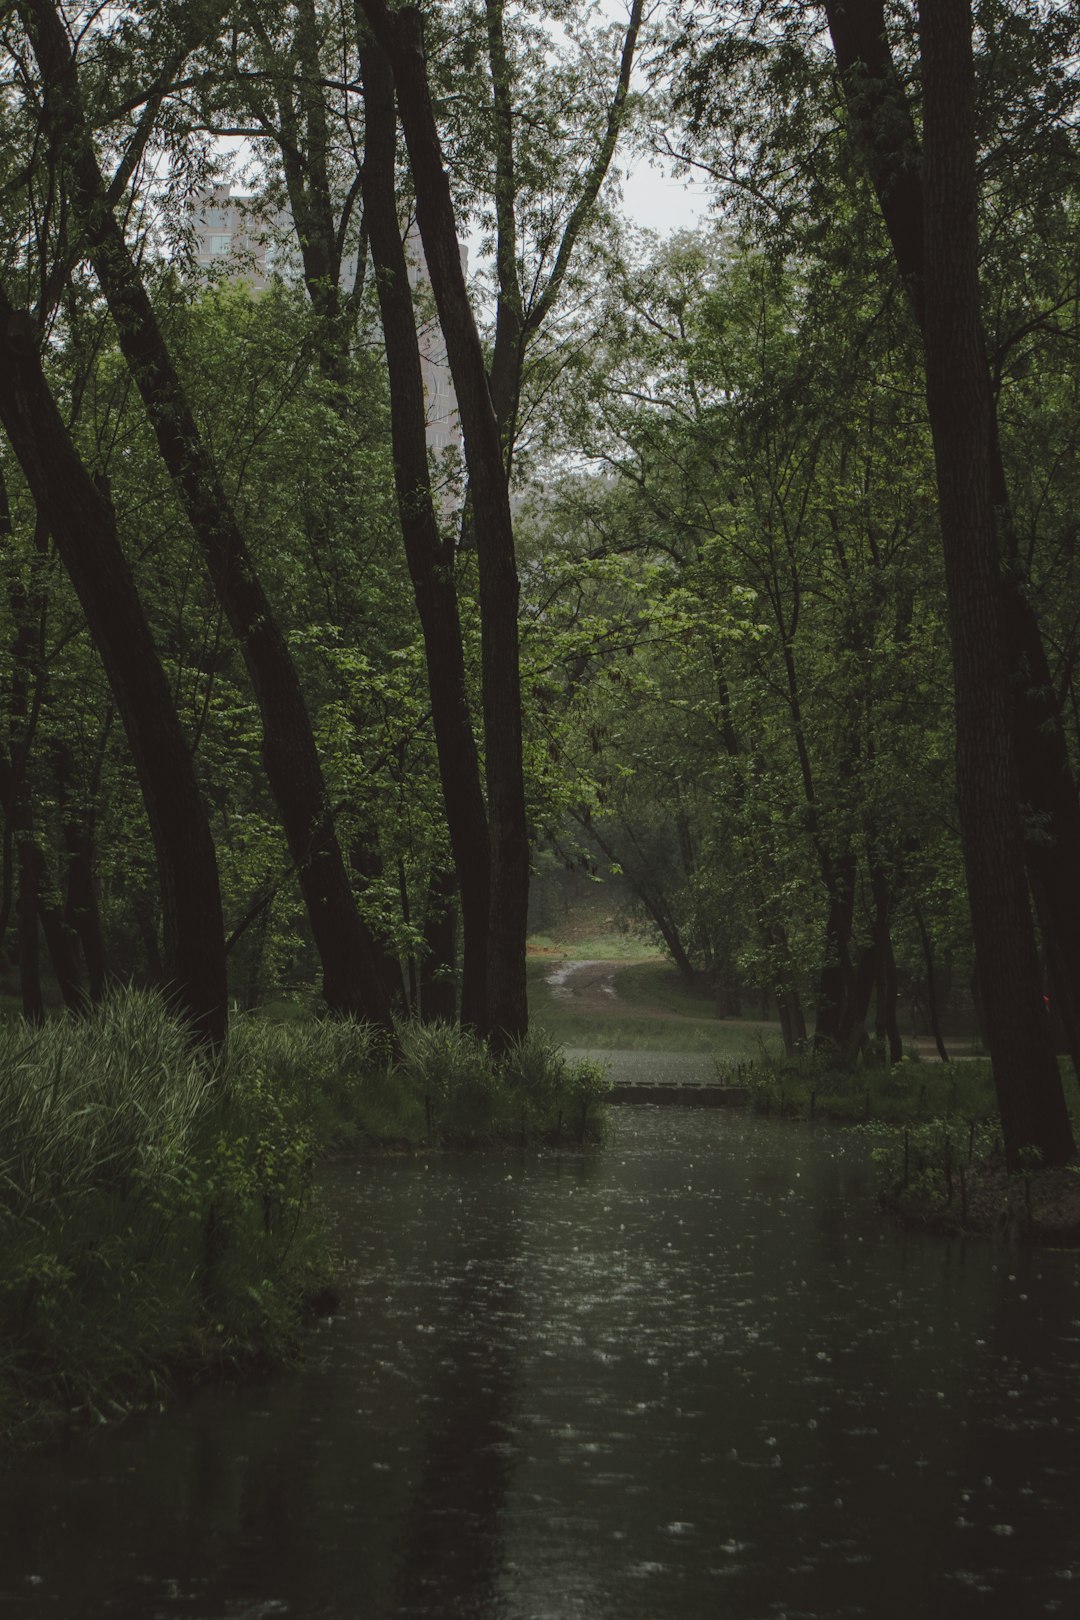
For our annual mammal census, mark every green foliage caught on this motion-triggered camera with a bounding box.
[0,991,610,1448]
[394,1020,609,1145]
[501,1029,612,1140]
[0,991,325,1446]
[742,1043,999,1126]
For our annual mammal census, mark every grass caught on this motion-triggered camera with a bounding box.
[0,994,332,1450]
[526,930,662,963]
[741,1045,1002,1124]
[0,992,606,1453]
[744,1041,1080,1240]
[527,951,783,1055]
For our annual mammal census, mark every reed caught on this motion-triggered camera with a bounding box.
[0,992,608,1449]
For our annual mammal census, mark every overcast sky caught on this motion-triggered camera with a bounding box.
[618,152,713,236]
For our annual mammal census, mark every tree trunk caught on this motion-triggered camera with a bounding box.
[16,835,43,1024]
[913,901,950,1063]
[360,0,530,1051]
[870,855,902,1062]
[918,0,1072,1166]
[21,0,390,1030]
[34,845,85,1012]
[812,856,858,1050]
[420,868,458,1023]
[359,39,492,1030]
[0,289,228,1042]
[581,811,697,981]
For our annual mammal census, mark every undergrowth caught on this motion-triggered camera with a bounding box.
[736,1041,999,1125]
[741,1041,1080,1236]
[0,992,606,1452]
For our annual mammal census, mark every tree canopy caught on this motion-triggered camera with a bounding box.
[1,0,1078,1164]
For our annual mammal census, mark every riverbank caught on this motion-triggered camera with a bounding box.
[880,1157,1080,1244]
[738,1046,1080,1245]
[0,996,605,1453]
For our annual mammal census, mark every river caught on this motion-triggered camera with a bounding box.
[2,1101,1079,1619]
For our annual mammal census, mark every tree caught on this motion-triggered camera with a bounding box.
[0,287,228,1041]
[357,0,530,1047]
[18,0,392,1025]
[527,226,957,1060]
[915,0,1072,1166]
[664,0,1078,1157]
[358,36,492,1028]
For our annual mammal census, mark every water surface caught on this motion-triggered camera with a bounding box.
[3,1099,1079,1619]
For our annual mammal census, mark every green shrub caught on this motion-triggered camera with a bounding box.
[501,1031,611,1142]
[395,1020,499,1139]
[740,1037,999,1124]
[0,994,612,1449]
[0,993,328,1447]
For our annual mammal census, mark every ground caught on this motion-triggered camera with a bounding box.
[527,946,979,1060]
[528,929,1080,1245]
[883,1159,1080,1244]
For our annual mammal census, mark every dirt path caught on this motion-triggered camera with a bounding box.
[543,959,619,1007]
[538,955,981,1055]
[539,957,700,1023]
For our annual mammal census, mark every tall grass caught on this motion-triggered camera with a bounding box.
[738,1041,1001,1124]
[0,993,321,1447]
[396,1021,610,1144]
[0,992,607,1450]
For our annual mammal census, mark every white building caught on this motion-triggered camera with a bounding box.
[189,185,462,461]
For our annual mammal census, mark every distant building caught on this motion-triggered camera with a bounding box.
[190,186,272,288]
[188,185,462,464]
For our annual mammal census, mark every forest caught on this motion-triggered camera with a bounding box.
[2,0,1080,1440]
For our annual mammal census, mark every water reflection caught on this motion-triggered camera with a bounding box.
[388,1190,520,1616]
[1,1101,1079,1619]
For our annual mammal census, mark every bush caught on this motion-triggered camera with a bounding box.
[0,994,611,1448]
[394,1021,610,1145]
[740,1037,998,1124]
[501,1031,611,1142]
[0,992,333,1447]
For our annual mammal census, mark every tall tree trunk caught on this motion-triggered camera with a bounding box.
[1,492,43,1020]
[870,854,902,1062]
[825,0,1075,1160]
[812,855,858,1050]
[16,835,43,1024]
[918,0,1072,1167]
[21,0,390,1030]
[483,0,642,471]
[579,810,698,982]
[34,842,85,1012]
[359,39,492,1030]
[913,900,950,1063]
[0,289,227,1042]
[360,0,530,1050]
[873,925,902,1065]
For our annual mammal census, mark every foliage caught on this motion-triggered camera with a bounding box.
[0,991,325,1446]
[0,990,607,1449]
[394,1018,609,1144]
[740,1043,998,1126]
[1,2,1079,1167]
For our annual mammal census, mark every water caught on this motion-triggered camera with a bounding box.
[3,1099,1080,1619]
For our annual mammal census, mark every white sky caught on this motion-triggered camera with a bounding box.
[619,153,713,236]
